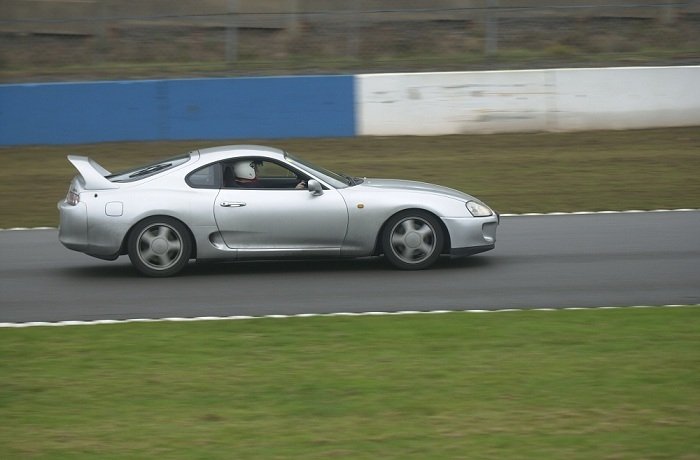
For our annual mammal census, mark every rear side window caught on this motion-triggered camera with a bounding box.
[108,153,191,183]
[186,163,220,189]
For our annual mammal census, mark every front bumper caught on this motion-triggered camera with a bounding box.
[450,243,495,257]
[442,214,498,257]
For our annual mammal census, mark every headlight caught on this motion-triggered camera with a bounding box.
[466,201,492,217]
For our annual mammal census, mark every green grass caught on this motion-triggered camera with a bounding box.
[2,43,698,83]
[1,127,699,228]
[1,307,699,459]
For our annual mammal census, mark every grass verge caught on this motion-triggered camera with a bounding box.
[4,47,699,83]
[1,307,699,459]
[1,127,699,228]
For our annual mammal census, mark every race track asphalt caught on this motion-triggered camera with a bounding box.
[1,211,699,323]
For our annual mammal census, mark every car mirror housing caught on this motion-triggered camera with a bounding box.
[308,179,323,196]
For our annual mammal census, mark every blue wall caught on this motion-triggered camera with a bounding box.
[0,76,355,145]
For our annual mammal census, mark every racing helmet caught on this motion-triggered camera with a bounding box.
[233,160,256,180]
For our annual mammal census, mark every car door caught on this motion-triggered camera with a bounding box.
[213,160,349,257]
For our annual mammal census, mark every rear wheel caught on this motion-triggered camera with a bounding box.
[382,211,444,270]
[128,217,192,277]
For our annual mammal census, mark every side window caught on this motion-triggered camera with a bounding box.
[256,161,297,180]
[223,158,308,189]
[186,163,219,189]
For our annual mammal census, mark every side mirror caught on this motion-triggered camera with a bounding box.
[307,179,323,196]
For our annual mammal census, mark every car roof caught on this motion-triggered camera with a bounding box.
[196,145,287,162]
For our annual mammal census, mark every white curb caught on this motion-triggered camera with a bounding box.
[1,304,697,328]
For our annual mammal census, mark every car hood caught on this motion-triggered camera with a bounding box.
[356,179,475,201]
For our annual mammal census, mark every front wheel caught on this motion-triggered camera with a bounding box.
[128,217,192,277]
[382,211,444,270]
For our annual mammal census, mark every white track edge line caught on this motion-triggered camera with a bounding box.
[499,208,699,217]
[3,209,698,231]
[1,304,697,328]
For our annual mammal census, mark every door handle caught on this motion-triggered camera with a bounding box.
[220,201,246,207]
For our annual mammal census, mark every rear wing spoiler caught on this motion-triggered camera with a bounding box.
[67,155,119,190]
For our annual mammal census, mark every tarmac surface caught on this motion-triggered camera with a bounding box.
[1,211,699,324]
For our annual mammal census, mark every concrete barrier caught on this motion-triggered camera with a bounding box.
[1,66,698,145]
[356,66,700,136]
[0,76,355,145]
[553,66,700,131]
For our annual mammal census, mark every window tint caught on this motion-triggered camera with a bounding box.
[286,153,349,188]
[108,153,191,183]
[186,163,219,189]
[222,158,307,189]
[256,161,297,179]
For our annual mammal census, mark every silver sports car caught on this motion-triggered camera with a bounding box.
[58,145,498,277]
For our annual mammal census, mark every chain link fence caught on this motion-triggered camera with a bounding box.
[1,1,699,80]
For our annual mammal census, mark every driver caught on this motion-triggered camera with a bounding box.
[231,159,308,189]
[232,160,259,187]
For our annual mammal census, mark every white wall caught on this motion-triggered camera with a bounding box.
[356,66,700,135]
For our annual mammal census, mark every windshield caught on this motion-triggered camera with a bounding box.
[107,153,191,182]
[286,153,362,188]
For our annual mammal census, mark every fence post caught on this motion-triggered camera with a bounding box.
[93,1,108,64]
[226,0,238,63]
[485,0,499,55]
[659,0,678,24]
[287,0,299,34]
[346,0,360,58]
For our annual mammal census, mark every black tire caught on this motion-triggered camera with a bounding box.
[127,217,192,277]
[382,210,444,270]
